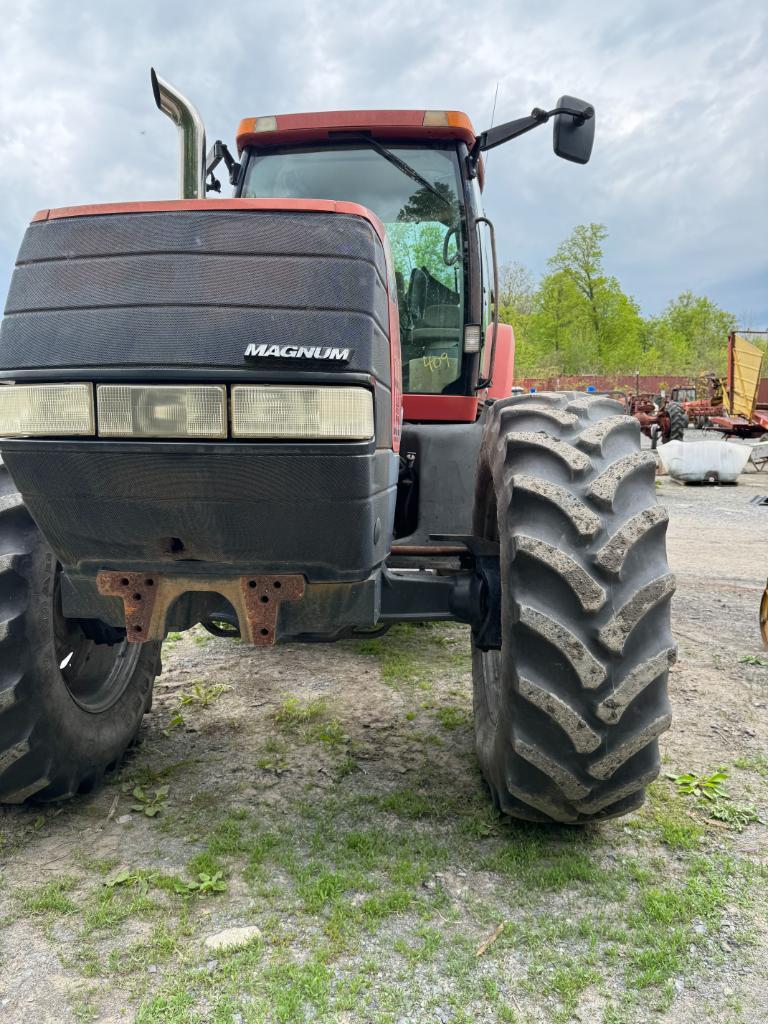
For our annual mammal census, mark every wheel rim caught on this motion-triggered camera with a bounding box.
[53,570,142,714]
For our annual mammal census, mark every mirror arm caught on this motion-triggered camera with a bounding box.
[468,103,595,175]
[205,140,242,194]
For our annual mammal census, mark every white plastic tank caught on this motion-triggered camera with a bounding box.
[657,440,751,484]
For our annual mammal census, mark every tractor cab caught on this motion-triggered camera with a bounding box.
[219,101,595,422]
[670,386,697,404]
[232,111,487,420]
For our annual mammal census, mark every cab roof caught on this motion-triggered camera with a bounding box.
[235,109,477,154]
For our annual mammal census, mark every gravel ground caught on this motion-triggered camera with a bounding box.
[0,436,767,1024]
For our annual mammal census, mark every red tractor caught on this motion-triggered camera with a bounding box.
[669,374,724,428]
[0,72,674,824]
[626,394,687,448]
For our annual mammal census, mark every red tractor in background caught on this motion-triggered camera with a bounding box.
[594,389,686,447]
[626,394,687,448]
[669,374,724,428]
[0,72,675,825]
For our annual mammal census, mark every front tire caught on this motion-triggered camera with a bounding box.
[472,393,675,823]
[0,460,161,804]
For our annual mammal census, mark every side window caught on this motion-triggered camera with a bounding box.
[478,222,494,332]
[477,219,496,385]
[470,177,495,348]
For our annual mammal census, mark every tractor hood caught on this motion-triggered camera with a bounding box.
[0,199,396,394]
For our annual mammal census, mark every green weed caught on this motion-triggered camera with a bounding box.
[161,710,185,736]
[667,768,728,801]
[350,622,460,690]
[186,849,224,879]
[178,682,229,708]
[104,868,151,891]
[312,718,350,747]
[174,871,227,896]
[707,800,761,831]
[130,784,169,817]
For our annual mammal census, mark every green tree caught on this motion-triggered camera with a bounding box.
[548,223,645,371]
[497,225,736,378]
[524,270,594,374]
[498,261,536,370]
[499,261,535,315]
[591,277,645,373]
[387,221,458,291]
[646,292,736,374]
[549,223,608,334]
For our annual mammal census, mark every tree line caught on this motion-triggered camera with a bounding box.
[499,223,740,379]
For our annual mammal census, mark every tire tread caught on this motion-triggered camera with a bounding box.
[472,393,675,823]
[0,458,161,804]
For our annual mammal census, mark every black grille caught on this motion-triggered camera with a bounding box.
[1,210,391,379]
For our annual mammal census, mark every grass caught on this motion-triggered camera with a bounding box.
[351,622,466,692]
[255,736,290,774]
[81,884,159,934]
[17,875,79,915]
[3,623,766,1024]
[273,695,328,728]
[644,782,704,850]
[734,751,768,778]
[108,924,181,973]
[435,704,471,730]
[23,797,762,1024]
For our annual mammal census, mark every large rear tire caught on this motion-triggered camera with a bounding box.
[0,460,161,804]
[472,393,675,823]
[664,400,687,443]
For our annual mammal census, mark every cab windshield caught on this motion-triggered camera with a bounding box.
[241,144,467,394]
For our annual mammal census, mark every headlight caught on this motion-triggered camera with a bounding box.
[0,383,94,437]
[97,385,227,438]
[232,385,374,440]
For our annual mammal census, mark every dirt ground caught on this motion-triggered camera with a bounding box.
[1,448,767,1024]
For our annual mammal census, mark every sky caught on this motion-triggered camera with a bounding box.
[0,0,765,324]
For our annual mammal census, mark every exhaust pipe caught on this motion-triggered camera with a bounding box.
[150,68,206,200]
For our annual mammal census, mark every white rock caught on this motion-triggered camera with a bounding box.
[204,926,262,951]
[116,814,133,824]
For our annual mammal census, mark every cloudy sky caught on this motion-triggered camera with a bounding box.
[0,0,765,323]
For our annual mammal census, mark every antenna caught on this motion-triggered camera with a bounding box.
[483,81,500,178]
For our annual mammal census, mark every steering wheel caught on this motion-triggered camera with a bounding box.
[442,226,460,266]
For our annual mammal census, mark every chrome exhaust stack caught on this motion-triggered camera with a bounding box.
[150,68,206,200]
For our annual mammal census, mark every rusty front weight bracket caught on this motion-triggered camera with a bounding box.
[96,571,305,645]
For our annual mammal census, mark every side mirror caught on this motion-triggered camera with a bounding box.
[553,96,595,164]
[467,96,596,177]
